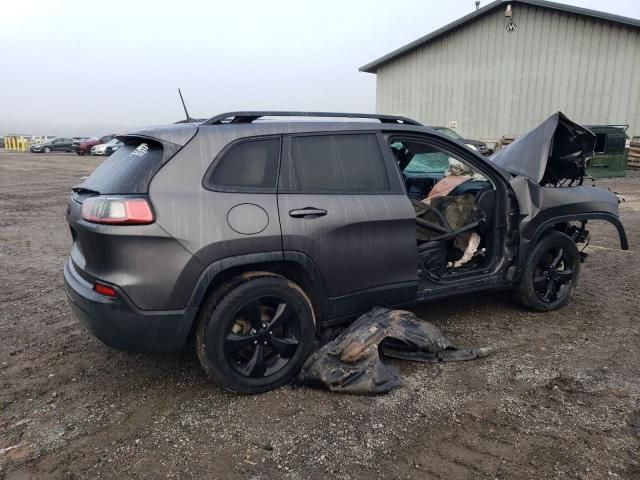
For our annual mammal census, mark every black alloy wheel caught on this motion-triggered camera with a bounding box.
[532,247,575,303]
[224,297,300,378]
[196,273,315,393]
[516,231,580,311]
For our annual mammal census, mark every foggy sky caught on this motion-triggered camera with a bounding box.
[1,0,638,136]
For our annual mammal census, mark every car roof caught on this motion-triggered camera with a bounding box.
[122,121,441,146]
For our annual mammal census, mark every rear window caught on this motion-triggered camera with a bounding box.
[79,139,173,194]
[204,138,280,191]
[282,134,390,193]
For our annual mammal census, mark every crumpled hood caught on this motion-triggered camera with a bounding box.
[490,112,595,185]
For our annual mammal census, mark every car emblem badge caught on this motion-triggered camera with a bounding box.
[131,143,149,158]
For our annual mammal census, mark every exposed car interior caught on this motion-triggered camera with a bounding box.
[389,139,497,281]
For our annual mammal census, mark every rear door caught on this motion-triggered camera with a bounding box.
[278,132,417,315]
[60,138,73,150]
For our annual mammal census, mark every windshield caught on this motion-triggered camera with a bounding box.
[404,152,451,173]
[437,128,463,140]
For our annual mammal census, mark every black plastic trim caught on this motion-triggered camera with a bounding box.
[517,212,629,271]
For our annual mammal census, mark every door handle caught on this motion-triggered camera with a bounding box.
[289,207,327,219]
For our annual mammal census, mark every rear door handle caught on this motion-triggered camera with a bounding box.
[289,207,327,219]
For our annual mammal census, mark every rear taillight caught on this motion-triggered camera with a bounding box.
[94,281,118,297]
[81,196,154,225]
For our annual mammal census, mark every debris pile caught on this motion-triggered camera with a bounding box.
[298,308,493,394]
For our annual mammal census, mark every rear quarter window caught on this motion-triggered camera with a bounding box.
[79,139,177,194]
[203,137,281,191]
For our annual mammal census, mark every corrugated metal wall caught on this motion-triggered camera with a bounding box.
[375,4,640,141]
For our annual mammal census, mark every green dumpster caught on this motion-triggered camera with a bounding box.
[585,125,629,178]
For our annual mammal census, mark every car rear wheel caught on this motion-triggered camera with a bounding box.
[196,273,316,394]
[515,231,580,312]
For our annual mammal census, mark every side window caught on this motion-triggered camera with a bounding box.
[392,141,450,175]
[404,149,449,174]
[283,134,390,193]
[205,138,280,191]
[390,138,493,190]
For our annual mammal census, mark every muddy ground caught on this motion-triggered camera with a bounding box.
[0,151,639,479]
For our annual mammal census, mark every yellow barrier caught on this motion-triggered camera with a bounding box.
[3,136,30,152]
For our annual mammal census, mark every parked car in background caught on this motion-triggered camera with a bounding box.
[431,126,493,156]
[90,144,107,156]
[30,137,74,153]
[64,111,627,394]
[73,135,115,155]
[91,138,123,156]
[105,139,123,156]
[31,135,58,145]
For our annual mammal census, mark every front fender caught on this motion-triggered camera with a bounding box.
[510,177,628,270]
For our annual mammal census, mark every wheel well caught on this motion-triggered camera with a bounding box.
[186,261,322,342]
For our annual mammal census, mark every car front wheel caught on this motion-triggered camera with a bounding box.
[196,273,316,394]
[516,231,580,312]
[43,146,51,153]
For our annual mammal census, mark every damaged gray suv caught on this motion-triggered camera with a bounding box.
[64,111,628,393]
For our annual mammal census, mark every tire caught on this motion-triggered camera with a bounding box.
[515,231,581,312]
[196,272,316,394]
[43,146,51,153]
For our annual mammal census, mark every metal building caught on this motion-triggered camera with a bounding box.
[360,0,640,142]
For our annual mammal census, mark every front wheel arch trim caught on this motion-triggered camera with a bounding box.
[517,212,628,272]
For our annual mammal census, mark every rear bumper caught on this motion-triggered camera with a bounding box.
[63,258,195,354]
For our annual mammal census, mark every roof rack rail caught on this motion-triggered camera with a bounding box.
[202,111,422,126]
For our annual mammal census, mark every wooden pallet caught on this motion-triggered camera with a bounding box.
[629,142,640,170]
[495,135,517,152]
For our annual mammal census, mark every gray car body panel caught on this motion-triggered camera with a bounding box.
[66,198,204,311]
[150,123,431,310]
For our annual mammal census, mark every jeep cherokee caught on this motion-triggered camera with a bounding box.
[64,111,628,393]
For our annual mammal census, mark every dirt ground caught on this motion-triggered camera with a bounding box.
[1,151,639,480]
